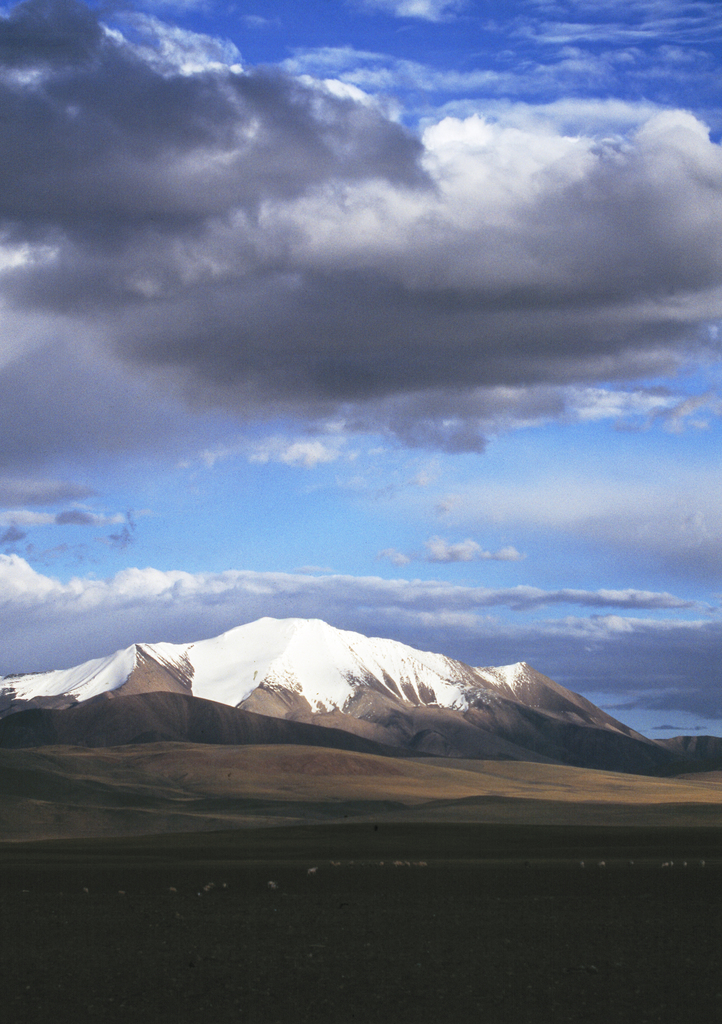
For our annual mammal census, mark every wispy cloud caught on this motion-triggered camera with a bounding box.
[109,12,243,76]
[0,555,700,618]
[193,435,349,470]
[0,525,26,545]
[99,511,138,551]
[425,538,525,563]
[282,40,717,123]
[247,437,346,469]
[377,547,412,567]
[241,15,280,30]
[379,537,525,564]
[437,467,722,582]
[355,0,466,22]
[518,0,722,46]
[0,478,94,508]
[0,508,126,528]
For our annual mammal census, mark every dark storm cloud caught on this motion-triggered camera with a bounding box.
[0,1,721,455]
[0,0,102,68]
[0,1,425,243]
[69,106,722,445]
[341,385,569,452]
[0,340,226,474]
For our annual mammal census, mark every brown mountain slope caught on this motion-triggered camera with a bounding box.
[473,662,647,740]
[0,691,406,757]
[0,687,688,776]
[656,734,722,773]
[245,684,683,775]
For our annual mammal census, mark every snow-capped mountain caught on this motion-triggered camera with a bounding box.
[0,616,676,773]
[0,616,618,724]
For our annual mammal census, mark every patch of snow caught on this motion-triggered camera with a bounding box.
[0,646,138,702]
[475,662,530,695]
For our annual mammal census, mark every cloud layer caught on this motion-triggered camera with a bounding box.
[1,1,721,463]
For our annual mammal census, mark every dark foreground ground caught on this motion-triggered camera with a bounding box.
[2,822,721,1024]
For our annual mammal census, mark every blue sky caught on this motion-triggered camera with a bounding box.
[1,0,722,737]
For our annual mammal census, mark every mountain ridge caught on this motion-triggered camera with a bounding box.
[0,616,703,775]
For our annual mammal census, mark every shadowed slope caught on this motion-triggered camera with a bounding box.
[657,735,722,772]
[0,691,403,756]
[0,688,687,775]
[270,689,681,775]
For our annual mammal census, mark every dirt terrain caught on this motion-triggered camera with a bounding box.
[2,821,721,1024]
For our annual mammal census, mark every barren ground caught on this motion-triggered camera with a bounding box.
[2,821,721,1024]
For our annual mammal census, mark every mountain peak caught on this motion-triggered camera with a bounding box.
[0,619,590,720]
[0,616,682,773]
